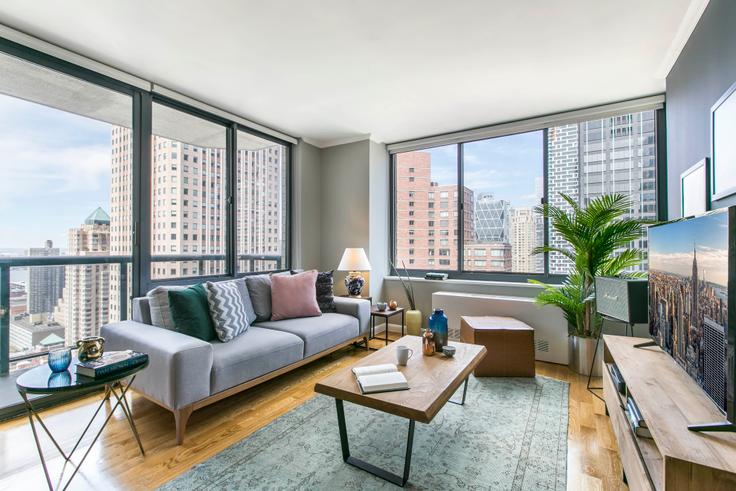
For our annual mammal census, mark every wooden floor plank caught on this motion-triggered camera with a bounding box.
[0,337,626,489]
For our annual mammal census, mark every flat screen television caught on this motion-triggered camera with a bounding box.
[648,206,736,431]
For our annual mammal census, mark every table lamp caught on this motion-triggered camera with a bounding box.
[337,248,371,297]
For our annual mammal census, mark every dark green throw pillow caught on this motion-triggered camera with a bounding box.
[168,284,217,341]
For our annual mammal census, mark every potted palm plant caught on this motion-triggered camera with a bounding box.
[390,260,422,336]
[530,193,646,376]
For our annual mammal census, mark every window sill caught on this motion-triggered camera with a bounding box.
[384,275,552,289]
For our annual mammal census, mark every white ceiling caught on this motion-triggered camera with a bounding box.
[0,0,706,147]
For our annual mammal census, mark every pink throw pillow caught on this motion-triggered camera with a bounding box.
[270,270,322,321]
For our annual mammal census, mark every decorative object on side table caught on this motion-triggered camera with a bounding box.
[442,345,456,358]
[422,328,435,356]
[391,259,421,336]
[529,193,646,377]
[47,347,72,372]
[337,248,371,296]
[76,335,105,362]
[376,302,388,311]
[388,299,398,310]
[429,308,448,352]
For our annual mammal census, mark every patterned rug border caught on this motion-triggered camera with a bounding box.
[161,375,570,490]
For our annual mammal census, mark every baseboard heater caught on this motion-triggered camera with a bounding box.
[431,291,569,365]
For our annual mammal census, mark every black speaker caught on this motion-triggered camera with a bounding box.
[594,277,648,324]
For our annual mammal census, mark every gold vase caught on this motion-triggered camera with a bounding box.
[405,309,422,336]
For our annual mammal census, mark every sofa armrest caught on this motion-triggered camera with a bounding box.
[101,320,213,410]
[333,297,370,335]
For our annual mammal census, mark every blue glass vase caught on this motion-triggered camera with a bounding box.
[428,308,448,352]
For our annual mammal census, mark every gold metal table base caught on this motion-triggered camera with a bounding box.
[20,376,144,491]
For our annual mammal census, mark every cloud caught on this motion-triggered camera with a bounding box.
[649,246,729,287]
[0,131,110,208]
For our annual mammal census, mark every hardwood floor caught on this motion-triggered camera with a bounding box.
[0,338,626,490]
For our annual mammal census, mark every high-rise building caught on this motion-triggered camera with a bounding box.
[394,151,473,270]
[108,126,286,320]
[547,111,656,274]
[511,208,543,273]
[27,240,64,316]
[54,208,111,346]
[474,193,511,243]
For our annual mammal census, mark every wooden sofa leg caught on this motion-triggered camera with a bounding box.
[174,406,193,445]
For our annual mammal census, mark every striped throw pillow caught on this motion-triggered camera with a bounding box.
[205,281,249,342]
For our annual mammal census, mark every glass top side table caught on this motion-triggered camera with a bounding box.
[16,356,149,491]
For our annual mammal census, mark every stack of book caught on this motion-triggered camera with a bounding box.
[352,364,409,394]
[76,350,148,379]
[606,363,626,394]
[625,396,652,438]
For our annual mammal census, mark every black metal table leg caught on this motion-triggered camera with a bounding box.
[401,310,405,337]
[385,317,389,346]
[335,399,416,487]
[448,376,469,405]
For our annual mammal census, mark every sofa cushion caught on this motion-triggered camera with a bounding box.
[316,271,337,313]
[168,284,218,341]
[245,274,272,321]
[147,285,186,329]
[205,280,249,342]
[255,313,359,357]
[210,326,304,394]
[221,277,257,325]
[271,270,321,321]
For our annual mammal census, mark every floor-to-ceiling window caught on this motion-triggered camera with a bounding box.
[0,42,293,379]
[0,50,133,372]
[391,108,661,280]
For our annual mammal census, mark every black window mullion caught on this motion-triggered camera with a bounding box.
[543,128,550,278]
[389,154,397,275]
[134,91,153,296]
[457,144,464,273]
[226,124,237,276]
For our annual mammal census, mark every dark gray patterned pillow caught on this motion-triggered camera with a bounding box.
[316,270,336,313]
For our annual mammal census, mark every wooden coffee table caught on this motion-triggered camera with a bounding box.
[314,335,486,486]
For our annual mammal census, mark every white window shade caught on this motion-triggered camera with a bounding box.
[387,95,664,154]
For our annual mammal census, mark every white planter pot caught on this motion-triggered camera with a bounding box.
[569,335,603,377]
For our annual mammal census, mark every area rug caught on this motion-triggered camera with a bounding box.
[160,376,568,490]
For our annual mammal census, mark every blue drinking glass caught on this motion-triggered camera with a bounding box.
[48,348,72,373]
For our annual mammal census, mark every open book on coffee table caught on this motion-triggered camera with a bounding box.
[352,363,409,394]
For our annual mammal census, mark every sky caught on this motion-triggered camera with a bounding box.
[648,211,730,287]
[423,131,543,208]
[0,94,112,251]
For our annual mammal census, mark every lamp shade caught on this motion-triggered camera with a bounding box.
[337,248,371,271]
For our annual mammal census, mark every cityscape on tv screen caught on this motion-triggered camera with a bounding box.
[648,211,731,412]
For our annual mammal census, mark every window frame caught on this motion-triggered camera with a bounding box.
[389,110,667,283]
[0,37,294,379]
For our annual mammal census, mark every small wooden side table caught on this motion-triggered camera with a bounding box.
[370,307,405,346]
[338,294,372,305]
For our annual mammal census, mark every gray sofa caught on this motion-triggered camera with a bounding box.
[101,295,370,444]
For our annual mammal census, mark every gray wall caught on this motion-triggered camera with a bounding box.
[368,140,389,301]
[666,0,736,218]
[319,140,371,293]
[293,138,390,296]
[292,139,323,270]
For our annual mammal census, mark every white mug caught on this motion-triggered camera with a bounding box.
[396,345,414,366]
